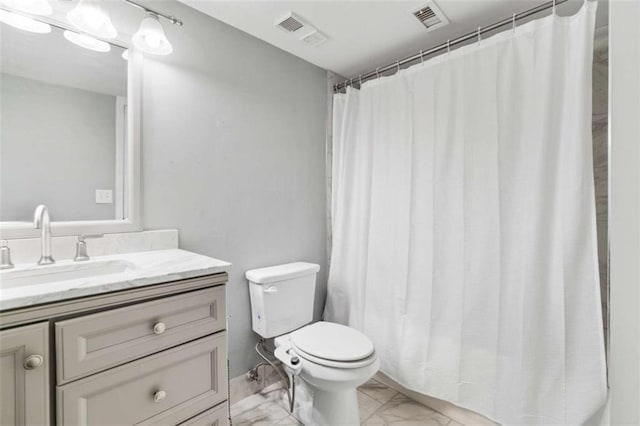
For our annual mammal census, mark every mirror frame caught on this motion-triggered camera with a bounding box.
[0,50,143,239]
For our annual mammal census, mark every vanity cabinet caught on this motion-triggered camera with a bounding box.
[0,273,229,426]
[178,402,230,426]
[0,322,50,426]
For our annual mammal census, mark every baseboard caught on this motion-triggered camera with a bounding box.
[374,372,496,426]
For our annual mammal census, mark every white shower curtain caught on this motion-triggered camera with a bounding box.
[325,2,607,424]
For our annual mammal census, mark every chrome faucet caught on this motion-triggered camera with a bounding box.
[33,205,55,265]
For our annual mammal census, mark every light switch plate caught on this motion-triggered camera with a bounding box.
[95,189,113,204]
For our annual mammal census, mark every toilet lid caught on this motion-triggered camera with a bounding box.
[290,322,374,362]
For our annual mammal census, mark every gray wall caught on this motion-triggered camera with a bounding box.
[0,74,117,221]
[140,1,328,377]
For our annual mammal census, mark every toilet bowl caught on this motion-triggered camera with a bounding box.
[246,263,379,425]
[275,322,380,426]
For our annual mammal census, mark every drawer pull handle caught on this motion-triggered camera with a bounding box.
[23,354,43,370]
[153,322,166,335]
[153,390,167,403]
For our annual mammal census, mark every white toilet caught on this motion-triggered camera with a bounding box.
[246,262,379,426]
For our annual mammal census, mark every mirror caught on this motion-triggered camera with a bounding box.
[0,21,140,237]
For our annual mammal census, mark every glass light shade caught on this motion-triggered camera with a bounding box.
[63,30,110,53]
[1,0,52,15]
[132,13,173,55]
[0,9,51,33]
[66,0,117,39]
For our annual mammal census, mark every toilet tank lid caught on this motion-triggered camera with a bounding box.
[246,262,320,284]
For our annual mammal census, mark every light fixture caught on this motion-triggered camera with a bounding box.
[0,9,51,33]
[1,0,51,16]
[132,12,173,55]
[63,30,110,52]
[67,0,117,39]
[121,49,128,60]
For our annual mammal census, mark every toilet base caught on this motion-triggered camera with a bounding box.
[311,388,360,426]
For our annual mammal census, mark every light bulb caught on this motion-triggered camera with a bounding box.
[83,7,105,29]
[122,49,129,60]
[1,0,52,16]
[145,34,161,48]
[132,13,173,55]
[67,0,117,39]
[63,30,110,53]
[0,9,51,33]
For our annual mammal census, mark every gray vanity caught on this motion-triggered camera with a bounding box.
[0,248,231,426]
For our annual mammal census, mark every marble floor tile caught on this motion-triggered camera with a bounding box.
[359,379,399,404]
[231,384,291,426]
[373,394,452,426]
[362,413,388,425]
[274,415,303,425]
[358,390,384,421]
[230,379,457,426]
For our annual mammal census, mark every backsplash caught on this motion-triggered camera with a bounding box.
[4,229,178,264]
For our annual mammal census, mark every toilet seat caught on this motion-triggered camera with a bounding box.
[290,322,377,369]
[292,346,377,369]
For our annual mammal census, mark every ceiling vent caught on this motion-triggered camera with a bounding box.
[299,29,328,47]
[413,1,449,31]
[274,12,328,47]
[275,12,305,33]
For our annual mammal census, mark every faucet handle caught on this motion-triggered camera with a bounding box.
[0,240,14,270]
[74,234,103,261]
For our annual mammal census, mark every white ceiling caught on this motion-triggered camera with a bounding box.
[178,0,608,78]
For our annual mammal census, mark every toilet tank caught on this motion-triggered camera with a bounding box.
[246,262,320,338]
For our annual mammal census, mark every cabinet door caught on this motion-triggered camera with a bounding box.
[0,322,50,426]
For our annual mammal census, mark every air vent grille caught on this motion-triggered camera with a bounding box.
[413,1,449,31]
[415,7,438,25]
[276,14,304,32]
[300,29,328,47]
[274,12,328,47]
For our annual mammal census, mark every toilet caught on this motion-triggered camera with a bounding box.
[246,262,379,426]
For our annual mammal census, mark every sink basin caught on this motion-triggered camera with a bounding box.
[0,260,136,290]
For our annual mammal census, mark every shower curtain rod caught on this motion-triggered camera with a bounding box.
[333,0,569,93]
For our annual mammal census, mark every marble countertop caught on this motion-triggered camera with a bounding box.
[0,249,231,311]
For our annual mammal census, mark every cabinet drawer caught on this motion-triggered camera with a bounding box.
[56,286,225,384]
[57,332,227,425]
[179,403,229,426]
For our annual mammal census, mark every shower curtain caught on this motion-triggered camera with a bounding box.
[325,2,607,424]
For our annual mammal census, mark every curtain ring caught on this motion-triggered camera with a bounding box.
[552,0,556,15]
[376,67,381,79]
[396,60,400,73]
[512,13,517,34]
[447,39,451,53]
[359,74,363,88]
[344,79,349,89]
[477,26,482,45]
[420,50,424,65]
